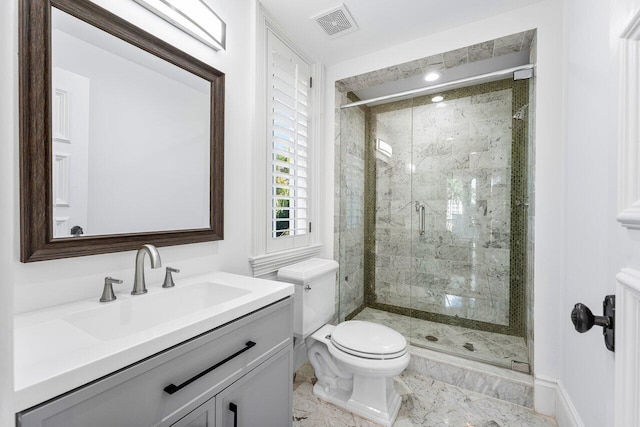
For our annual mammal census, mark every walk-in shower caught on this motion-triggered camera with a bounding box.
[335,30,536,371]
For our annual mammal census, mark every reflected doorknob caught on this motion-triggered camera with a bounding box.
[570,295,615,352]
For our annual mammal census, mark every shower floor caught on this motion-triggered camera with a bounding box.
[353,307,529,369]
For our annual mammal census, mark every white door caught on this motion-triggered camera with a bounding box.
[51,67,90,237]
[614,8,640,427]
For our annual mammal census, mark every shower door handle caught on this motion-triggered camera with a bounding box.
[415,202,425,235]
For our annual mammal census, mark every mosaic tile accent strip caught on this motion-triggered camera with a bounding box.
[510,78,530,338]
[367,79,530,335]
[293,363,556,427]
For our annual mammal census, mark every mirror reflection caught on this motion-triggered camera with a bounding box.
[51,8,211,238]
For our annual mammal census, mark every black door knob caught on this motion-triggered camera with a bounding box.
[571,303,609,332]
[570,296,615,352]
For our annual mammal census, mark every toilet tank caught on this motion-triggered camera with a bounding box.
[277,258,338,338]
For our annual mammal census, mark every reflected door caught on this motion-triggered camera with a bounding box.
[52,67,90,237]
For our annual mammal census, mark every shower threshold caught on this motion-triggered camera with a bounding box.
[352,307,529,371]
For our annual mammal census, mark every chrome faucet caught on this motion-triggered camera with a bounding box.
[132,244,162,295]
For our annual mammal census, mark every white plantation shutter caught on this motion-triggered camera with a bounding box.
[267,30,311,251]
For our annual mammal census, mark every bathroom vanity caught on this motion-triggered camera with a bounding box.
[14,272,294,427]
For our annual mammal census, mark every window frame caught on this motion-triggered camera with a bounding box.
[250,8,322,276]
[266,29,311,252]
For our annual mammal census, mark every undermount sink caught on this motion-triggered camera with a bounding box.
[63,282,251,341]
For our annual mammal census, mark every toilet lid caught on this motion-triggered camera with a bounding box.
[330,321,407,359]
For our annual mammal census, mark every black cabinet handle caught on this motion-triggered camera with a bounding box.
[164,341,256,394]
[229,402,238,427]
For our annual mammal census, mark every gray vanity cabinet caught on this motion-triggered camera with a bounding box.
[215,346,292,427]
[172,400,215,427]
[173,346,292,427]
[17,298,293,427]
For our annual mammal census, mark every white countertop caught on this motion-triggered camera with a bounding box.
[14,272,294,412]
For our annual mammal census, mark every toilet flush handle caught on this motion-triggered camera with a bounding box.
[304,285,311,291]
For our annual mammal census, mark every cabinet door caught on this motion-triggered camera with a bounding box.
[172,397,215,427]
[216,347,292,427]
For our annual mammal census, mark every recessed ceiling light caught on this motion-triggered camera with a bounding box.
[424,72,441,82]
[432,95,444,103]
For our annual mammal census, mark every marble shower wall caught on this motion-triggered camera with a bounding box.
[336,93,367,321]
[370,100,414,308]
[336,30,536,93]
[335,30,535,339]
[372,81,515,327]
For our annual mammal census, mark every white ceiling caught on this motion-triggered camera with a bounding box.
[259,0,544,65]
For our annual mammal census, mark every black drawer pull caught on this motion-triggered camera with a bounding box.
[229,402,238,427]
[164,341,256,395]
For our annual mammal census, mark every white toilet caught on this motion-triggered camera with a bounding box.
[278,258,409,427]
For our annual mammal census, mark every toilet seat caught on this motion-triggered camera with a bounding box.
[329,321,407,360]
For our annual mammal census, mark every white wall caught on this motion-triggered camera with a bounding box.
[561,0,640,425]
[323,0,564,397]
[0,0,16,423]
[561,1,615,424]
[10,0,259,319]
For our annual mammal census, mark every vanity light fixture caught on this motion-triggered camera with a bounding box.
[431,95,444,103]
[132,0,226,51]
[424,71,441,82]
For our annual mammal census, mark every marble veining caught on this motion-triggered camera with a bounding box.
[337,30,536,93]
[293,363,555,427]
[354,308,528,369]
[337,100,367,320]
[407,346,533,408]
[371,84,514,327]
[335,31,534,353]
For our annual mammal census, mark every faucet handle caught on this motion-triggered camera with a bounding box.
[100,277,123,303]
[162,267,180,288]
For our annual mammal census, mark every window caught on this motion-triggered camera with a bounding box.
[266,29,312,252]
[249,16,321,276]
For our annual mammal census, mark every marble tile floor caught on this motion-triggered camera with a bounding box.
[292,363,556,427]
[353,307,529,369]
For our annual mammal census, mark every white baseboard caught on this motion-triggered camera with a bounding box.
[535,376,584,427]
[534,376,557,416]
[555,380,585,427]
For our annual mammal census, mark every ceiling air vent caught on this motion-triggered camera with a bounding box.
[312,5,358,39]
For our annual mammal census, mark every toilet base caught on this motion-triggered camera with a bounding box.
[311,376,402,427]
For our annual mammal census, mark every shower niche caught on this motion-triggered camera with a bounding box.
[335,30,536,371]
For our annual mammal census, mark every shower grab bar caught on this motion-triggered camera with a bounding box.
[415,202,425,236]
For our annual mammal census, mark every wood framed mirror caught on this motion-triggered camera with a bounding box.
[19,0,225,262]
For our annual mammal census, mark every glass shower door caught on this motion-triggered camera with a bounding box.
[409,79,529,368]
[367,100,415,335]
